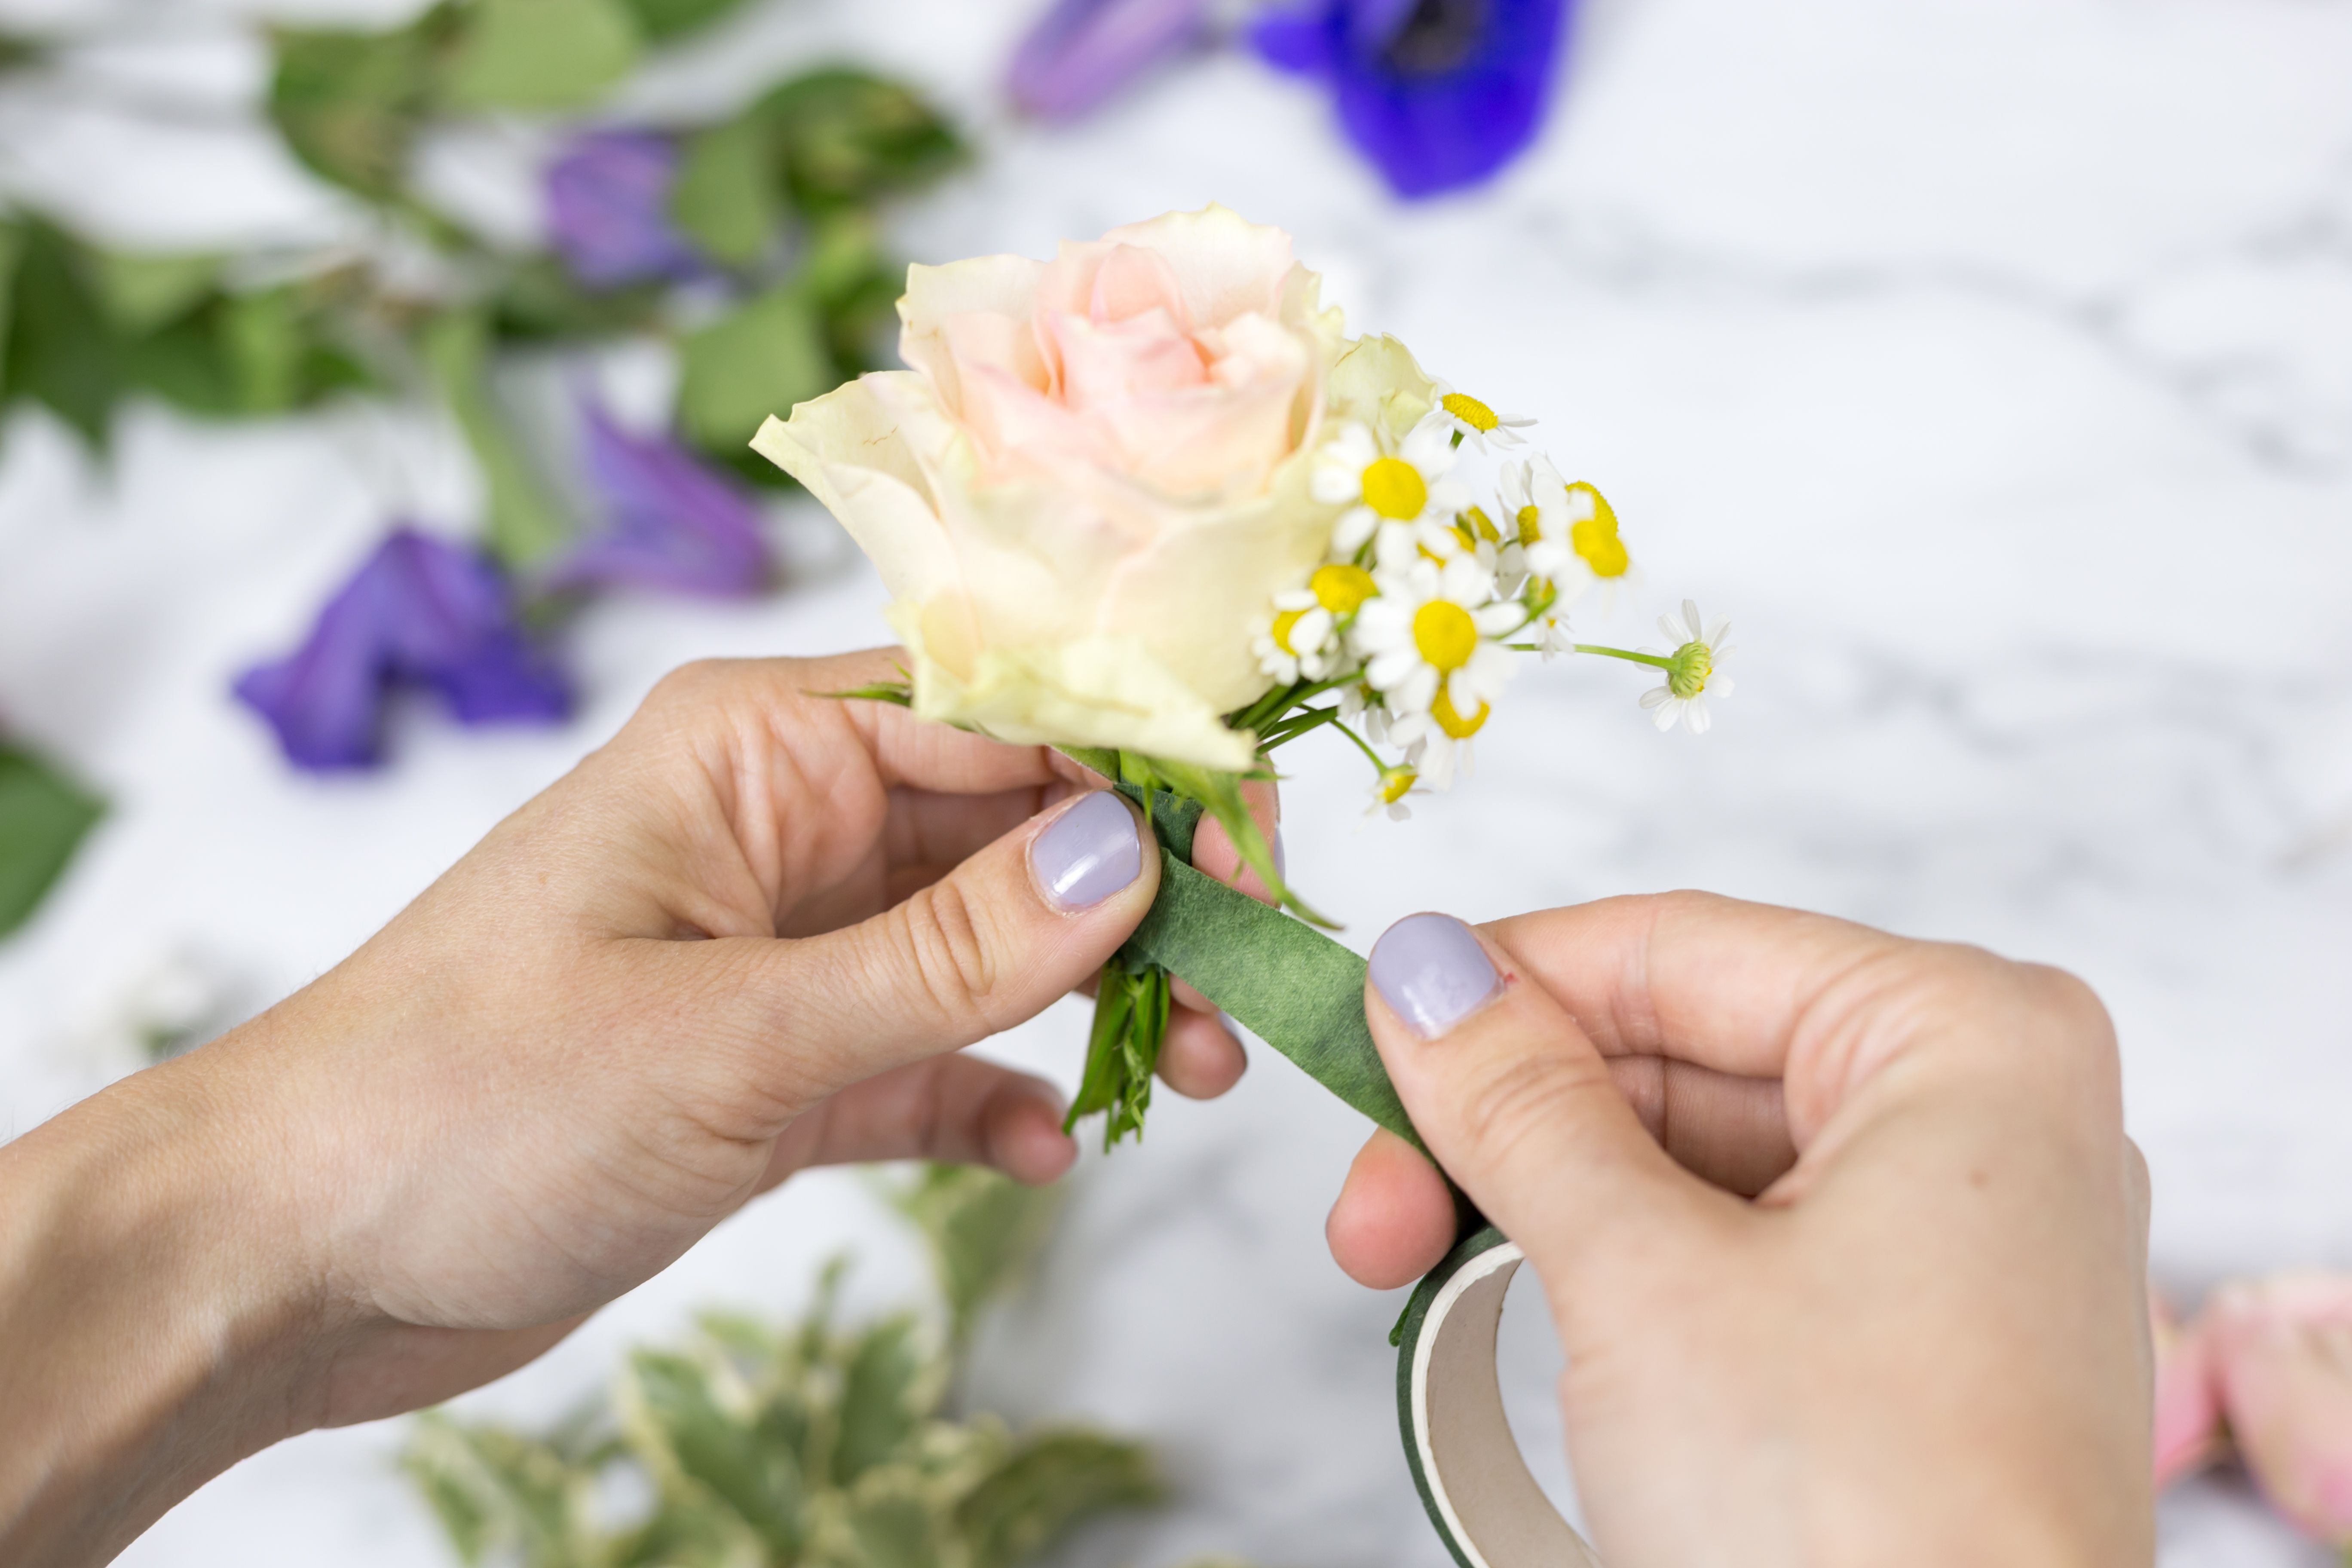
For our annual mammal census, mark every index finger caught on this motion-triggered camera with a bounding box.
[1485,891,2049,1150]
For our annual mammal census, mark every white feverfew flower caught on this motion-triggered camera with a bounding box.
[1366,763,1422,821]
[1503,456,1632,608]
[1250,563,1381,685]
[1638,600,1735,735]
[1351,555,1519,734]
[1435,386,1535,452]
[1389,713,1477,790]
[1313,410,1472,559]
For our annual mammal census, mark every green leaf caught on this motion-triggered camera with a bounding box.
[886,1164,1060,1347]
[398,1412,585,1568]
[845,1480,949,1568]
[616,0,753,42]
[0,220,22,383]
[816,680,913,707]
[751,69,962,214]
[420,309,573,569]
[833,1316,929,1485]
[440,0,642,112]
[955,1429,1162,1568]
[3,223,124,447]
[622,1349,803,1557]
[89,251,220,336]
[267,18,444,202]
[676,280,835,456]
[1128,850,1424,1152]
[668,114,778,268]
[0,741,103,940]
[490,255,664,343]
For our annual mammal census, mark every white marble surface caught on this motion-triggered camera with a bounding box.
[3,0,2350,1563]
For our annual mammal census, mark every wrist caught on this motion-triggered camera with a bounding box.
[0,1041,334,1566]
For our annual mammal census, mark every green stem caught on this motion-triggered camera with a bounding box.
[1257,705,1340,751]
[1573,643,1674,671]
[1330,718,1388,773]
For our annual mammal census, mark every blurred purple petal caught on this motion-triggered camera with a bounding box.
[545,129,703,290]
[235,529,571,772]
[1251,0,1572,198]
[1008,0,1214,122]
[548,407,772,598]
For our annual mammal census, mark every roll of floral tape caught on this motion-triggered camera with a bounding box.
[1394,1226,1601,1568]
[1130,858,1594,1565]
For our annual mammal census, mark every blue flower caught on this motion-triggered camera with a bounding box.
[544,129,704,290]
[1251,0,1571,198]
[235,529,571,771]
[546,406,773,599]
[1008,0,1214,122]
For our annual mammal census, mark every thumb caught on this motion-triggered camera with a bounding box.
[713,789,1159,1114]
[1363,912,1716,1275]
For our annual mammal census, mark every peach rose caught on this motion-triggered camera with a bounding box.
[2208,1273,2352,1542]
[752,205,1357,769]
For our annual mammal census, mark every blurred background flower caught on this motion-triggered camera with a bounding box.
[1251,0,1572,197]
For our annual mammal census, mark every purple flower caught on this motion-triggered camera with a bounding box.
[235,529,571,772]
[546,407,773,598]
[1253,0,1571,198]
[544,129,703,290]
[1008,0,1215,122]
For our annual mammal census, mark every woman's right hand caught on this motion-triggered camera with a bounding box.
[1329,892,2154,1567]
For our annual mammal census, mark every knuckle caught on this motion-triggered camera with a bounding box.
[1449,1044,1615,1172]
[894,876,1005,1038]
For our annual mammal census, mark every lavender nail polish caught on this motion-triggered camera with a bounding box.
[1031,791,1142,910]
[1369,913,1501,1038]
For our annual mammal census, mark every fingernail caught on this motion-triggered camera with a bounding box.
[1369,913,1501,1038]
[1032,791,1142,910]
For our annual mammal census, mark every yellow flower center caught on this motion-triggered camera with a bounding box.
[1441,392,1499,432]
[1459,505,1501,546]
[1567,482,1629,578]
[1378,766,1418,804]
[1310,563,1377,615]
[1271,608,1306,654]
[1361,457,1427,521]
[1432,687,1491,739]
[1516,503,1542,543]
[1412,599,1478,673]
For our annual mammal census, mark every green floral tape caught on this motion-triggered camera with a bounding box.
[1124,850,1421,1153]
[1126,860,1590,1567]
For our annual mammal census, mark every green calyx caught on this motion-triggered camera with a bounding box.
[1666,639,1713,698]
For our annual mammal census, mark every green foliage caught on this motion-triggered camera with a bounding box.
[0,220,368,444]
[2,221,123,445]
[404,1168,1162,1568]
[670,115,781,268]
[441,0,643,113]
[1069,960,1171,1151]
[752,71,963,215]
[0,741,104,940]
[617,0,754,43]
[421,310,572,570]
[884,1164,1060,1351]
[678,281,833,459]
[266,14,449,202]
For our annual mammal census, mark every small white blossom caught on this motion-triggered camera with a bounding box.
[1434,387,1535,452]
[1314,411,1472,558]
[1638,600,1735,734]
[1350,555,1519,736]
